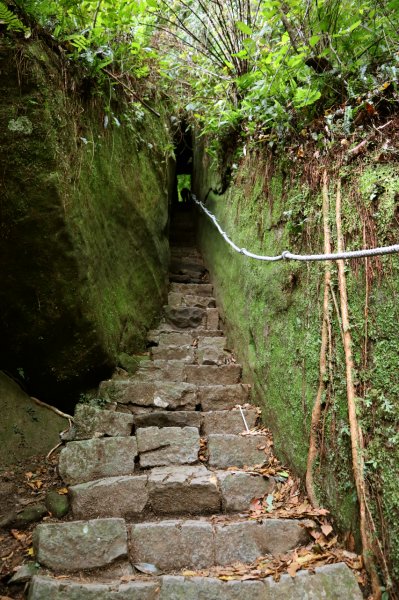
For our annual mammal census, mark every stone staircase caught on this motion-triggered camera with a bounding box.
[28,214,363,599]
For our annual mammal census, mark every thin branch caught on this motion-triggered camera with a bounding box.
[306,170,331,507]
[335,180,382,599]
[30,396,74,421]
[103,68,161,117]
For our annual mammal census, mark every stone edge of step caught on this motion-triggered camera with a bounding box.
[28,563,363,599]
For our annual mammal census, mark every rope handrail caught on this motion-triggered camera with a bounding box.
[192,194,399,262]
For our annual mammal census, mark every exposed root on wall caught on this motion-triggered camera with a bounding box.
[305,170,332,507]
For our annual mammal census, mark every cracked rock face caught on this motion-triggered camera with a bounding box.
[148,466,221,515]
[136,426,200,467]
[99,380,197,410]
[69,475,149,519]
[33,519,128,571]
[58,437,137,484]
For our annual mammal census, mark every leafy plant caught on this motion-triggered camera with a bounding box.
[0,0,30,34]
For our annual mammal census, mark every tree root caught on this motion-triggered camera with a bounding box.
[335,180,383,599]
[305,170,332,507]
[30,396,74,421]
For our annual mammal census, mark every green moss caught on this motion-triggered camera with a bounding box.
[0,40,173,402]
[195,142,399,583]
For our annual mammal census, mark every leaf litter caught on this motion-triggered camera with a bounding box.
[196,427,366,587]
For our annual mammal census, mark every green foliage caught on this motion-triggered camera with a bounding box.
[0,0,30,35]
[15,0,399,144]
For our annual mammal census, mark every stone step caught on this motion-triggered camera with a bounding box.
[168,291,216,309]
[99,380,250,412]
[70,404,133,440]
[129,517,308,571]
[133,408,258,435]
[169,282,214,296]
[136,426,200,467]
[131,362,242,386]
[30,498,350,581]
[134,410,202,429]
[33,518,128,572]
[99,380,197,411]
[170,259,207,276]
[198,383,251,410]
[150,344,195,362]
[58,437,137,485]
[150,343,232,366]
[170,250,204,264]
[202,408,258,434]
[207,434,270,468]
[29,564,364,599]
[185,364,241,385]
[68,468,274,519]
[147,327,223,347]
[164,305,207,329]
[163,306,219,330]
[169,273,209,284]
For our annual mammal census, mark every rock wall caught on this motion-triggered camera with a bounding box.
[194,135,399,581]
[0,39,174,403]
[0,372,66,466]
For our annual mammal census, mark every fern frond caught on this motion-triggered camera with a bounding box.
[0,0,28,33]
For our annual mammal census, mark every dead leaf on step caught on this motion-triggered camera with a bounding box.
[57,487,69,495]
[321,524,333,537]
[10,530,27,543]
[287,560,300,578]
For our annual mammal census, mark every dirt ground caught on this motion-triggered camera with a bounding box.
[0,453,66,599]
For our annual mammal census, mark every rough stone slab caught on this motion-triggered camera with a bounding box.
[217,471,275,512]
[33,518,127,571]
[159,576,266,600]
[215,519,308,564]
[202,409,258,435]
[197,345,229,365]
[206,308,220,330]
[148,465,221,515]
[267,563,363,600]
[158,563,362,599]
[169,283,213,297]
[135,360,185,383]
[29,564,362,600]
[134,411,202,429]
[73,405,133,440]
[268,563,363,599]
[130,520,214,570]
[69,475,148,519]
[167,291,183,308]
[99,380,196,410]
[29,576,159,600]
[137,427,200,467]
[164,306,206,329]
[208,434,269,468]
[150,345,195,362]
[182,295,216,308]
[185,365,241,385]
[197,337,227,351]
[198,384,251,411]
[58,437,137,485]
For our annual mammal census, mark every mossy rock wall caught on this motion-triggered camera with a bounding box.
[194,139,399,582]
[0,39,173,403]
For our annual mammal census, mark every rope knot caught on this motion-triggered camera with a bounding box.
[239,248,246,254]
[282,250,290,260]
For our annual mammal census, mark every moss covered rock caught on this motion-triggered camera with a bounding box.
[0,39,174,403]
[0,372,66,466]
[194,137,399,582]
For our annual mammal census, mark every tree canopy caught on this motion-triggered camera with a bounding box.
[2,0,398,143]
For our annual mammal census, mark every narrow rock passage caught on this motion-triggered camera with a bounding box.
[28,209,363,599]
